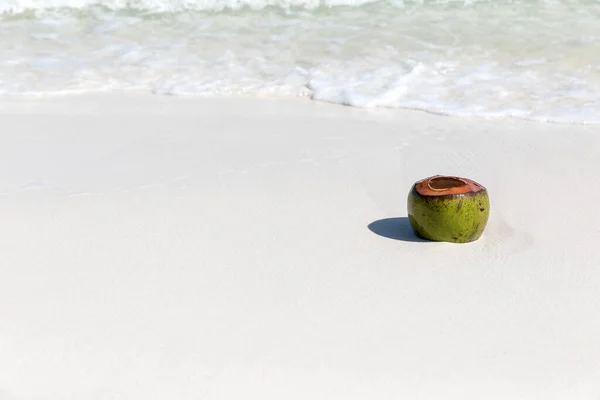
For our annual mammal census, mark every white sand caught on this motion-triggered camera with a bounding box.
[1,95,599,400]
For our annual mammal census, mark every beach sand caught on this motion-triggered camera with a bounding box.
[1,95,599,400]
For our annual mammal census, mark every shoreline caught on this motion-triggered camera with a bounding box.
[1,93,599,126]
[1,94,599,400]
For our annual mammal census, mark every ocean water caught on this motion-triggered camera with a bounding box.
[1,0,600,123]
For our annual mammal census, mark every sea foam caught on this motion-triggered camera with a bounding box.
[1,0,600,124]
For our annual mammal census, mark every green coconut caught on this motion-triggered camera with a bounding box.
[407,175,490,243]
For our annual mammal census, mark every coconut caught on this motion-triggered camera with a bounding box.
[407,175,490,243]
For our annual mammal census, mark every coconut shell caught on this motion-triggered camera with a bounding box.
[407,175,490,243]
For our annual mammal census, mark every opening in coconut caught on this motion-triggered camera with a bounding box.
[428,176,468,191]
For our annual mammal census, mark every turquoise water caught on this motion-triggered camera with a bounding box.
[1,0,600,123]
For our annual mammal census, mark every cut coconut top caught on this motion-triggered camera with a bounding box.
[414,175,486,196]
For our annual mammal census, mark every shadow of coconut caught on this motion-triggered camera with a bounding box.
[368,217,429,243]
